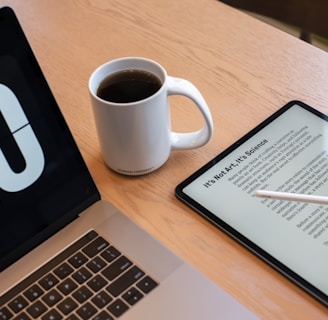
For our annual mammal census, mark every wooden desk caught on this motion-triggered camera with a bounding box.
[1,0,328,318]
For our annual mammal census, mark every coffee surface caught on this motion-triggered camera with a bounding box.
[97,69,162,103]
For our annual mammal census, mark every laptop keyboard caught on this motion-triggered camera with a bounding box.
[0,231,158,320]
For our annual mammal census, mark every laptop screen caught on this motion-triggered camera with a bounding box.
[0,7,100,271]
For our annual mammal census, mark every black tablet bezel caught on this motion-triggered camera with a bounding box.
[175,100,328,307]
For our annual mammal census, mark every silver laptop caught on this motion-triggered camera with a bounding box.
[0,7,257,320]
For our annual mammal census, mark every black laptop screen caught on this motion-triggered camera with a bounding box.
[0,7,100,271]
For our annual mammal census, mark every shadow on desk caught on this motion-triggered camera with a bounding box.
[219,0,328,47]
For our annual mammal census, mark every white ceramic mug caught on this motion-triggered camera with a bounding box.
[89,57,213,175]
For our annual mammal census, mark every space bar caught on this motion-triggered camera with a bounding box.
[107,266,145,297]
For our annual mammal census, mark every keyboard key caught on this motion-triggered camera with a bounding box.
[57,278,78,295]
[72,286,93,303]
[23,284,44,302]
[91,291,113,308]
[72,267,92,284]
[101,256,132,281]
[26,300,47,318]
[87,256,106,273]
[83,237,109,258]
[107,299,129,318]
[76,302,97,319]
[54,263,73,279]
[87,275,108,292]
[8,295,28,313]
[42,289,63,307]
[123,287,144,306]
[68,252,88,268]
[41,309,62,320]
[100,246,120,263]
[107,266,145,297]
[39,273,59,290]
[137,276,158,293]
[92,310,114,320]
[57,297,78,315]
[0,306,13,319]
[12,312,31,320]
[66,314,79,320]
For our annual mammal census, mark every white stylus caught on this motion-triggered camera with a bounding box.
[255,190,328,205]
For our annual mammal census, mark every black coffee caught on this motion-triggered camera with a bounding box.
[97,69,162,103]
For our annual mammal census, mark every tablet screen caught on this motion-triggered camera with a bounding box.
[176,101,328,306]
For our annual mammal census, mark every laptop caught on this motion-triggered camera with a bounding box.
[0,7,257,320]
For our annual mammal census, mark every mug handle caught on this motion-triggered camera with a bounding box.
[167,76,214,150]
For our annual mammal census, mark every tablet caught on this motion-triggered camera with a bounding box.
[175,100,328,307]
